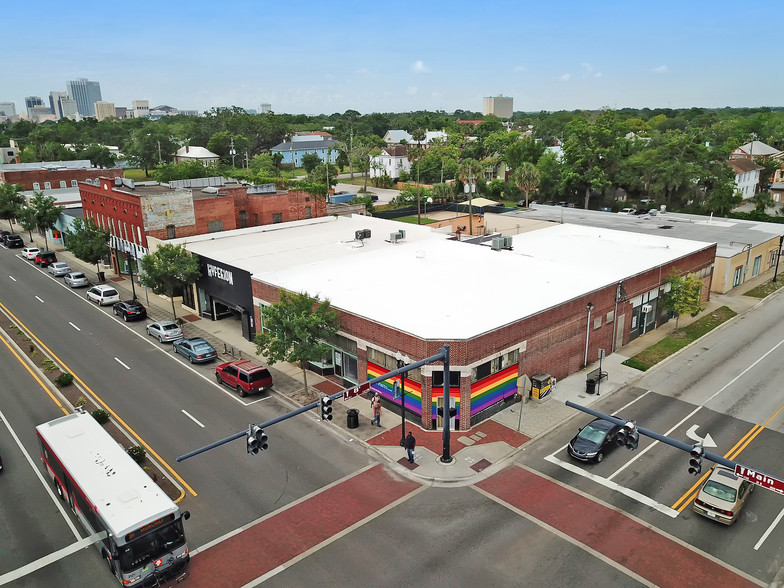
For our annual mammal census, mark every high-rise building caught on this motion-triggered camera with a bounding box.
[66,78,102,117]
[482,94,514,119]
[132,100,150,118]
[60,98,78,120]
[25,96,44,118]
[260,103,271,114]
[94,101,117,121]
[49,91,68,118]
[0,102,16,117]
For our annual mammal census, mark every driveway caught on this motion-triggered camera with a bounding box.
[335,182,400,206]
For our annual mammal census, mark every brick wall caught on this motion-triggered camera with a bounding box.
[1,168,123,191]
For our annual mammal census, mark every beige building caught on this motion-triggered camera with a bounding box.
[132,100,150,118]
[482,94,513,119]
[94,101,116,121]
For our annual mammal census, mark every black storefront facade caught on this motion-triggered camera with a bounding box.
[195,255,256,341]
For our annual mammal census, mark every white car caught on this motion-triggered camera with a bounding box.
[64,272,90,288]
[146,321,184,343]
[48,262,71,277]
[86,285,120,306]
[21,247,40,260]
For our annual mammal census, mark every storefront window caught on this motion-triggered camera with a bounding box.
[471,350,519,383]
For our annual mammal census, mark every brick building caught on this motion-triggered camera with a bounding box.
[168,216,715,432]
[0,160,123,191]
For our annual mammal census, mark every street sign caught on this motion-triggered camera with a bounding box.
[734,464,784,494]
[343,381,370,400]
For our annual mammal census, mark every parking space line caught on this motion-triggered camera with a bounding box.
[754,507,784,550]
[35,295,44,303]
[114,357,130,370]
[68,322,80,331]
[182,410,205,428]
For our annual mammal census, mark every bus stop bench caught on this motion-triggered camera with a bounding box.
[587,368,608,383]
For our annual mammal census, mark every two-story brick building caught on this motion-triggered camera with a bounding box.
[0,160,123,191]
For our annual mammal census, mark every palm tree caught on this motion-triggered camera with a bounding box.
[458,158,483,235]
[410,128,426,224]
[512,162,541,207]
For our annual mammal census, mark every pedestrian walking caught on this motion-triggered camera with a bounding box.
[405,431,416,463]
[370,395,382,427]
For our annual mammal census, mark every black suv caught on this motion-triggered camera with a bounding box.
[112,300,147,321]
[5,235,23,248]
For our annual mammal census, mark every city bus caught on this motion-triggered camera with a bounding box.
[36,411,190,585]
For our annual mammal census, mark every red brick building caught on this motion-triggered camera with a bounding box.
[0,160,123,191]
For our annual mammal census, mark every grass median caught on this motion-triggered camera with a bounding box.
[623,306,737,371]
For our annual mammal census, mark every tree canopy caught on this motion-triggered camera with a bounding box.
[65,218,110,279]
[138,244,201,319]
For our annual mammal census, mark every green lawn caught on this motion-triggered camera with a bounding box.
[123,168,150,181]
[623,306,737,371]
[744,279,784,298]
[395,215,439,224]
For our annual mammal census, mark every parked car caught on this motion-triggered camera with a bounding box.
[21,247,40,260]
[173,337,218,363]
[0,230,9,244]
[146,320,183,343]
[85,284,120,306]
[617,208,636,215]
[567,418,622,463]
[34,251,57,267]
[693,465,753,525]
[5,235,24,248]
[215,359,273,397]
[112,300,147,322]
[64,271,89,288]
[47,262,71,277]
[516,200,526,207]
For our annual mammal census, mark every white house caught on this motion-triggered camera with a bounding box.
[729,158,763,199]
[369,146,410,181]
[174,146,220,166]
[383,129,448,147]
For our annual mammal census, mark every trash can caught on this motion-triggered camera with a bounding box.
[346,408,359,429]
[97,271,105,282]
[586,378,597,395]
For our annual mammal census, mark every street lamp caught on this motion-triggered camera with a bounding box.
[122,244,137,300]
[424,197,433,217]
[729,241,753,283]
[229,137,237,167]
[584,302,594,367]
[773,235,784,283]
[464,178,476,236]
[395,351,410,447]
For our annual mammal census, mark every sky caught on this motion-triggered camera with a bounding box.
[4,1,782,117]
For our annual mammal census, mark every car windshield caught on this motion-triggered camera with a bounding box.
[703,481,737,502]
[577,424,608,444]
[117,520,186,572]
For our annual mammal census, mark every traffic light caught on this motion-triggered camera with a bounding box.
[615,421,639,450]
[320,396,333,421]
[688,443,704,475]
[247,424,269,455]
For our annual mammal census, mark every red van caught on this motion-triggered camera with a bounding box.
[215,360,273,397]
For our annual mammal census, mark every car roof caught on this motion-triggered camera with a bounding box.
[183,337,208,344]
[230,359,266,372]
[707,466,744,489]
[93,284,117,291]
[155,320,178,326]
[586,418,616,431]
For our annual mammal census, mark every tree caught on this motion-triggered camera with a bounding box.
[254,291,339,397]
[65,218,110,280]
[29,191,64,250]
[126,128,176,177]
[661,271,706,328]
[458,158,483,235]
[301,152,321,173]
[306,163,339,189]
[511,162,541,207]
[0,182,25,232]
[77,143,116,168]
[409,128,426,224]
[139,244,201,320]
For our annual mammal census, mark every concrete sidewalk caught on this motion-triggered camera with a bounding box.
[20,227,770,484]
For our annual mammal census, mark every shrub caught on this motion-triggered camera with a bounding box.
[127,446,146,464]
[92,409,110,424]
[55,372,74,387]
[42,358,59,371]
[75,396,88,407]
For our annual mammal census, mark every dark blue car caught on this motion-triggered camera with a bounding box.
[173,337,218,364]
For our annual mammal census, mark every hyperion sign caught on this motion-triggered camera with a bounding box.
[734,464,784,494]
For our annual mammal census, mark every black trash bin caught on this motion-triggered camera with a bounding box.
[346,408,359,429]
[586,378,597,395]
[97,271,105,282]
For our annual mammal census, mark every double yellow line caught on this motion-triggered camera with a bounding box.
[672,401,784,511]
[0,301,197,499]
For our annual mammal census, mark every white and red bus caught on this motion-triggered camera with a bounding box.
[36,411,190,585]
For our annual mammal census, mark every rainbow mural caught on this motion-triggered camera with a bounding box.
[430,389,461,420]
[470,364,518,414]
[367,362,423,416]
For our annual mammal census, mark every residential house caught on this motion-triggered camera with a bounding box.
[728,158,763,199]
[369,145,410,181]
[174,146,220,166]
[731,140,782,162]
[270,135,337,167]
[382,130,448,147]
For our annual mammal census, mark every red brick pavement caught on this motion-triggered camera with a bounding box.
[477,466,759,588]
[184,465,420,587]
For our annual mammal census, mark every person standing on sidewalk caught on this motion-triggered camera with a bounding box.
[405,431,416,463]
[370,395,382,427]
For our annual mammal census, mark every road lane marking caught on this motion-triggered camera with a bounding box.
[686,424,716,447]
[0,301,198,498]
[35,295,44,303]
[114,357,130,370]
[544,454,678,518]
[0,533,102,586]
[754,507,784,550]
[69,322,80,331]
[182,410,205,428]
[706,337,784,404]
[9,276,16,281]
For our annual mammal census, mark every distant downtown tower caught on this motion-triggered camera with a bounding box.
[66,78,102,117]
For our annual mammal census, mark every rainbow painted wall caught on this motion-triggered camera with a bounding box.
[367,362,423,415]
[470,364,518,414]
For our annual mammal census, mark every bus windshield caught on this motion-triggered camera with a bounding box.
[118,519,186,572]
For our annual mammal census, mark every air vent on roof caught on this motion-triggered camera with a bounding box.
[355,229,371,241]
[491,237,504,250]
[389,232,400,243]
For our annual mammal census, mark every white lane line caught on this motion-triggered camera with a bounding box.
[9,276,16,281]
[35,296,44,303]
[544,454,679,518]
[69,322,80,331]
[706,338,784,404]
[114,357,130,370]
[0,534,103,586]
[182,410,205,428]
[754,506,784,550]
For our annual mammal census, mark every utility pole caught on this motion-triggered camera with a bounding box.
[774,235,784,283]
[229,137,236,167]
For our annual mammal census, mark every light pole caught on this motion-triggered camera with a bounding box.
[424,197,433,217]
[395,352,410,447]
[773,235,784,283]
[157,140,162,164]
[126,248,137,300]
[584,302,594,367]
[229,138,237,168]
[464,178,476,236]
[730,241,753,283]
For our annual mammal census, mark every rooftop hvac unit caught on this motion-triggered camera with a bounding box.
[491,237,504,250]
[642,304,652,313]
[503,235,513,249]
[389,232,400,243]
[398,230,406,240]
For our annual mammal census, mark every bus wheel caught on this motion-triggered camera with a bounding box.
[103,550,115,575]
[55,481,65,500]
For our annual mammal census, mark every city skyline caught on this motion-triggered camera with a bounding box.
[4,0,782,118]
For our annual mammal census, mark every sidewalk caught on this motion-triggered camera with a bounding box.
[28,229,769,485]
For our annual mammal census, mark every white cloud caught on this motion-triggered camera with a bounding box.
[514,65,527,73]
[652,65,669,74]
[411,60,431,74]
[594,72,602,78]
[431,91,442,99]
[407,86,418,96]
[581,62,593,72]
[559,73,571,82]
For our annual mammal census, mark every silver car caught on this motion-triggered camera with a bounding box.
[64,272,90,288]
[146,320,184,343]
[48,262,71,277]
